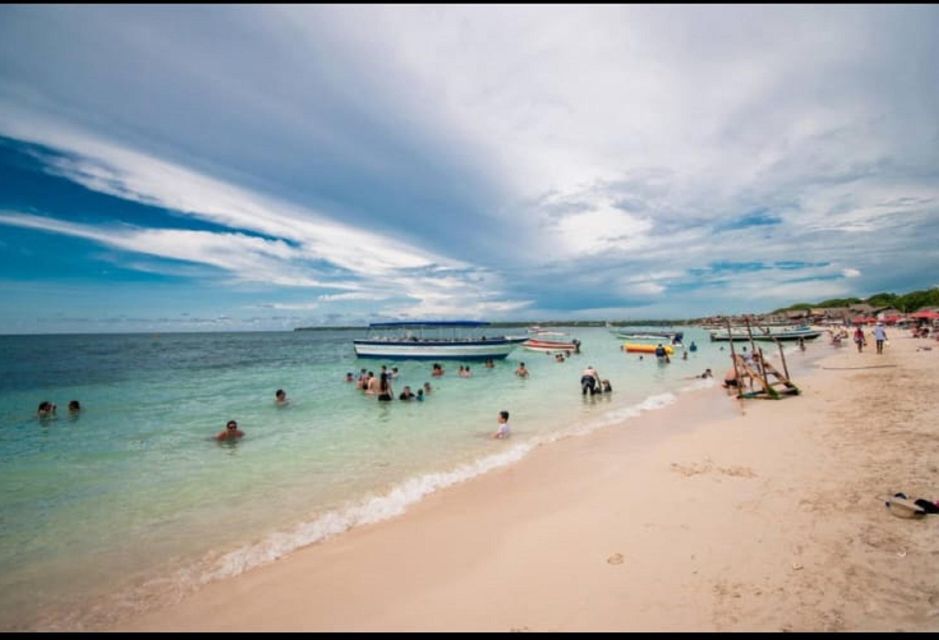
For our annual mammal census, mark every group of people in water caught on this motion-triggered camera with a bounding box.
[36,400,81,419]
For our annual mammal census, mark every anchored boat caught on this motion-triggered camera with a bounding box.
[353,321,526,360]
[709,325,822,342]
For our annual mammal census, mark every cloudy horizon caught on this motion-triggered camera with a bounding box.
[1,5,937,333]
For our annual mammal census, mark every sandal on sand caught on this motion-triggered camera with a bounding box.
[885,495,926,518]
[885,492,939,518]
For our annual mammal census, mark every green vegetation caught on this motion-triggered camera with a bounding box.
[772,287,939,314]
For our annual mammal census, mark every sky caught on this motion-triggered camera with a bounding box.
[1,5,938,333]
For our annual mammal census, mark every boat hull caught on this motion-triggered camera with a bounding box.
[710,331,822,342]
[522,339,577,352]
[353,340,519,360]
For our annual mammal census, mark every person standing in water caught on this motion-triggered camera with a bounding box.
[493,410,511,439]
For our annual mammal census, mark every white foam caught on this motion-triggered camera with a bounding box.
[199,390,680,585]
[200,440,535,583]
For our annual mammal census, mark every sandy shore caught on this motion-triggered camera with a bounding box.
[110,333,939,631]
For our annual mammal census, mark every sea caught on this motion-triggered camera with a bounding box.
[0,326,807,629]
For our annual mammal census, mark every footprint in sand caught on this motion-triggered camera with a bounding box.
[607,553,625,565]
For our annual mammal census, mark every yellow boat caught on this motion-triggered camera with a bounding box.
[624,343,674,354]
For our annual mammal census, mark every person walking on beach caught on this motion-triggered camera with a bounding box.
[216,420,244,441]
[874,322,888,354]
[492,410,511,439]
[853,326,866,353]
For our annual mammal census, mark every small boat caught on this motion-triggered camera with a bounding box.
[522,337,579,353]
[709,326,821,342]
[624,343,674,355]
[353,321,526,360]
[611,329,683,343]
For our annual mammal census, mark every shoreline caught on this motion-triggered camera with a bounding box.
[103,336,939,630]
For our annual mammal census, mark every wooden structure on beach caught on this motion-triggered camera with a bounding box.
[727,318,800,400]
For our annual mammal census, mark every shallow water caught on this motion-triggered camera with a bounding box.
[0,326,800,629]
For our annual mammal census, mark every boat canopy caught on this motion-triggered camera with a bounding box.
[367,321,491,329]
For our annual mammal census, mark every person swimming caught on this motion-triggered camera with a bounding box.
[515,362,529,378]
[216,420,244,441]
[37,401,56,418]
[68,400,81,414]
[275,389,288,405]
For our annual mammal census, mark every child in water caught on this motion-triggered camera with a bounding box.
[493,410,511,439]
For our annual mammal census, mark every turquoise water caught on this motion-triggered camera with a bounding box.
[0,327,759,629]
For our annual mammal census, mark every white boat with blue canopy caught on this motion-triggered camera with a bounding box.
[353,321,527,360]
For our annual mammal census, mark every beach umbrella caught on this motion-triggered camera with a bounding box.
[910,310,939,320]
[852,316,876,325]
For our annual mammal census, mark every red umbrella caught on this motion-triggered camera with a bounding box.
[852,316,876,324]
[910,310,939,320]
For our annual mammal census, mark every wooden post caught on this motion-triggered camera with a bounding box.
[745,317,770,394]
[775,338,791,381]
[727,318,741,397]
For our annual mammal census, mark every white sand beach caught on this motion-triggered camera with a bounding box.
[110,333,939,632]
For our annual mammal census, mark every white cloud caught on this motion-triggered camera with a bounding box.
[619,281,666,296]
[841,268,861,278]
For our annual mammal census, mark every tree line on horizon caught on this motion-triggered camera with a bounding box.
[771,287,939,315]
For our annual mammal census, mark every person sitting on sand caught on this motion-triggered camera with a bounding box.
[399,385,415,401]
[216,420,244,441]
[515,362,529,378]
[275,389,288,406]
[493,410,511,439]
